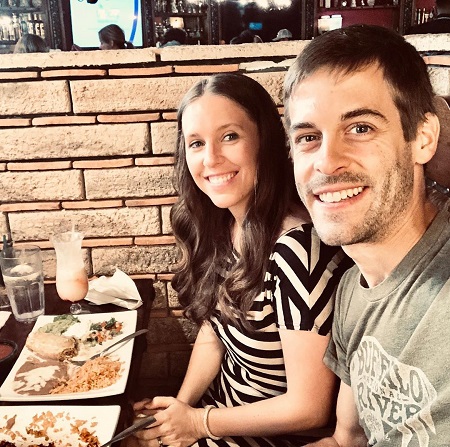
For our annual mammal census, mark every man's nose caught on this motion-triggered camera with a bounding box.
[313,134,349,175]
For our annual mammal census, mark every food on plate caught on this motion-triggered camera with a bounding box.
[81,317,123,347]
[0,340,17,363]
[2,313,130,398]
[37,314,80,335]
[0,410,100,447]
[13,356,70,395]
[50,356,122,394]
[13,355,122,396]
[26,332,79,361]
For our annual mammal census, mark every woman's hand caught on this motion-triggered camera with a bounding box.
[131,396,205,447]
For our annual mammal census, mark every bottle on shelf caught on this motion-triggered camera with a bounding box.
[0,16,9,40]
[19,13,27,36]
[38,13,44,38]
[11,13,20,40]
[414,7,433,25]
[26,12,34,33]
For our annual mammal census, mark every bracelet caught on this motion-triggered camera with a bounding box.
[203,405,221,440]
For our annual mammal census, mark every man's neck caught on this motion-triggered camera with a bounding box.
[343,200,438,288]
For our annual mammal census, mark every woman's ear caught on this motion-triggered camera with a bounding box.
[413,112,440,165]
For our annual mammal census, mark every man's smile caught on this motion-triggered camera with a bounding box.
[319,186,364,203]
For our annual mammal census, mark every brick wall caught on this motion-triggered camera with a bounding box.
[1,34,449,397]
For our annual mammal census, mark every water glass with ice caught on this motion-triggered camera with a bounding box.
[0,245,45,323]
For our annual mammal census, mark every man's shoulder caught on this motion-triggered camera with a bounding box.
[407,18,450,34]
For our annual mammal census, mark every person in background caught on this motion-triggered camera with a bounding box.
[129,72,353,447]
[98,24,134,50]
[272,28,293,42]
[407,0,450,34]
[159,27,187,47]
[14,33,49,53]
[230,29,262,43]
[284,24,450,445]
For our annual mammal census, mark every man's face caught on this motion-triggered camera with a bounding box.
[287,64,415,247]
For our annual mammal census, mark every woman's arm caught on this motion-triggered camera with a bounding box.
[177,321,225,405]
[131,323,225,447]
[205,329,337,437]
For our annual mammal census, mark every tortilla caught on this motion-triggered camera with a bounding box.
[26,332,79,361]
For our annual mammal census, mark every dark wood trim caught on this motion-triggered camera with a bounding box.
[142,0,154,47]
[401,0,414,33]
[304,0,315,39]
[209,0,219,44]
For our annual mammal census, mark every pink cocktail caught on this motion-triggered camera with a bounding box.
[50,230,88,314]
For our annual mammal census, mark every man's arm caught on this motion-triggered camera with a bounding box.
[306,381,367,447]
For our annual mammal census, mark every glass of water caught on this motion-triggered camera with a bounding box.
[0,245,45,323]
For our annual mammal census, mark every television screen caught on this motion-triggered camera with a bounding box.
[249,22,263,31]
[70,0,143,48]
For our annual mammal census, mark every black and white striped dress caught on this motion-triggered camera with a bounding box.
[196,224,353,447]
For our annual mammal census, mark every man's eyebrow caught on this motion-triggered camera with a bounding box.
[289,107,388,134]
[289,122,315,134]
[341,108,388,123]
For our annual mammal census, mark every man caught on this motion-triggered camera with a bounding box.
[283,25,450,446]
[407,0,450,34]
[272,28,293,42]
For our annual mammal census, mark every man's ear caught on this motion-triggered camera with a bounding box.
[413,112,440,165]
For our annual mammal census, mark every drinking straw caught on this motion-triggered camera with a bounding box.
[2,235,6,254]
[1,234,13,256]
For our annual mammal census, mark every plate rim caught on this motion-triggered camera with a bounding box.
[0,309,138,401]
[0,404,121,444]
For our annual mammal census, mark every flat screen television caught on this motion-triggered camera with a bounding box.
[70,0,143,48]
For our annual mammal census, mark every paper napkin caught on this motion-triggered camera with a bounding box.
[0,311,11,331]
[85,268,142,309]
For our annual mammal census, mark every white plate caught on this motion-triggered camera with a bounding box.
[0,310,138,401]
[0,405,120,446]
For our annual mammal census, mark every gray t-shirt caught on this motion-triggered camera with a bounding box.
[324,206,450,446]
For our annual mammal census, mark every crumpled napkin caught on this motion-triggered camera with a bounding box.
[85,268,142,309]
[0,311,11,331]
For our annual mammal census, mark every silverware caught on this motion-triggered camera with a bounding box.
[69,328,148,366]
[100,415,156,447]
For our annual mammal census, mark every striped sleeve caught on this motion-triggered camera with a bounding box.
[269,224,351,335]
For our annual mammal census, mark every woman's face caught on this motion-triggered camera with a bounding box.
[99,39,115,50]
[182,93,260,223]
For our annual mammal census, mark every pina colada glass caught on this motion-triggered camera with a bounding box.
[50,230,88,315]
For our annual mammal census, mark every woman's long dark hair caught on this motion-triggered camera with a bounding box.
[171,73,299,328]
[98,24,134,49]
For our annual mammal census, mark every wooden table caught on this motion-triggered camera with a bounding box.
[0,278,155,442]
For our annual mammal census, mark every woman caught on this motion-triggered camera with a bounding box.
[98,24,134,50]
[14,33,49,53]
[159,27,187,47]
[132,73,353,447]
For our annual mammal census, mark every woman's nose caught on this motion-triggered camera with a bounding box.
[313,135,349,175]
[203,143,222,167]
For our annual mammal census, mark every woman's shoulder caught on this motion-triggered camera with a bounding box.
[279,204,310,234]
